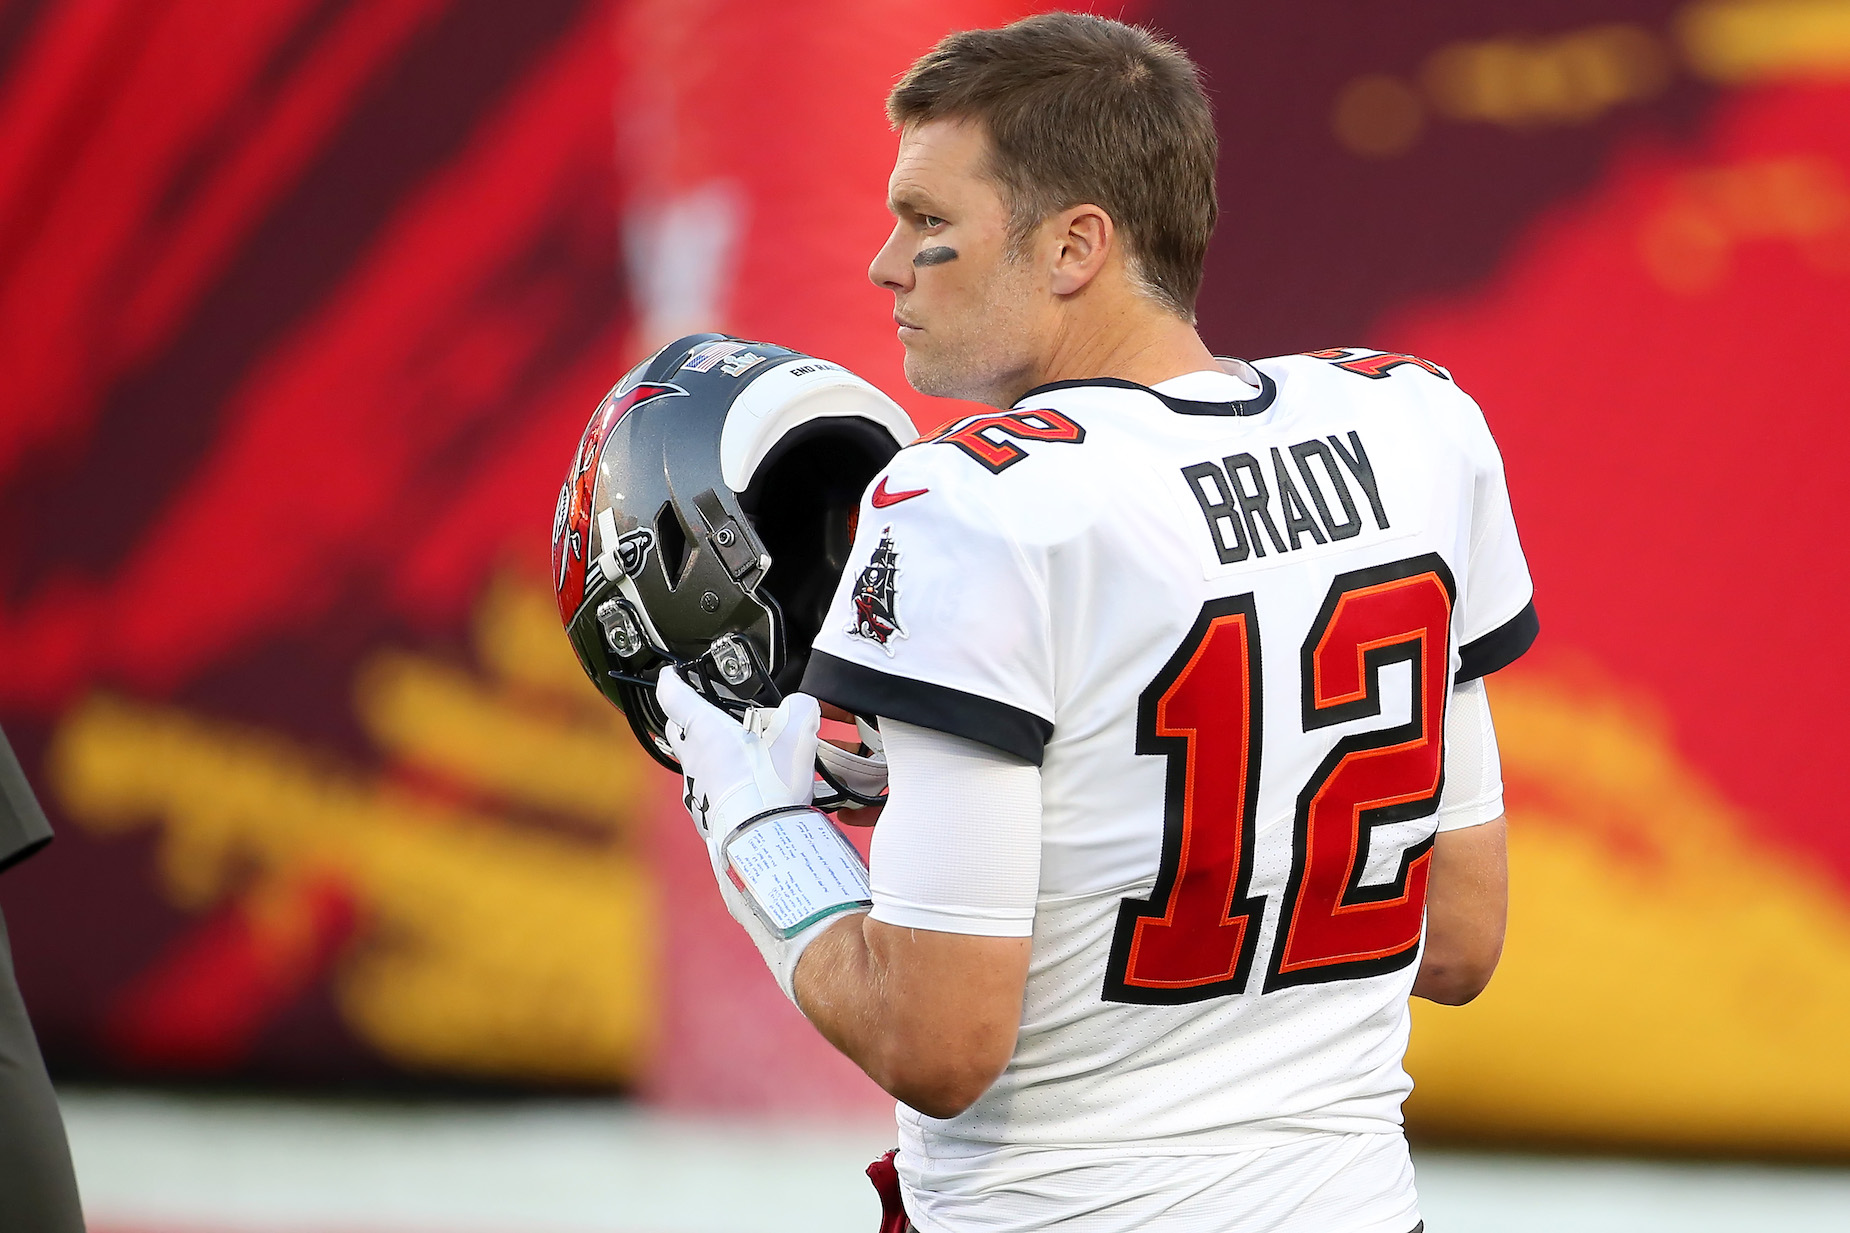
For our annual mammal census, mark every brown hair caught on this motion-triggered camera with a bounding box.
[888,12,1217,317]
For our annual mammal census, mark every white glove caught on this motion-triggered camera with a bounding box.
[658,666,818,836]
[657,669,871,1003]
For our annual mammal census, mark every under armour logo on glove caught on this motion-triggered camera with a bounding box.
[656,668,870,1005]
[683,776,710,834]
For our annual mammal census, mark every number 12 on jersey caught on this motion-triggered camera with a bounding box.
[1103,554,1456,1005]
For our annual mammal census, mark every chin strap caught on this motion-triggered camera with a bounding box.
[815,736,889,808]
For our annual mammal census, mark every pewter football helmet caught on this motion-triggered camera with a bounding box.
[552,334,912,801]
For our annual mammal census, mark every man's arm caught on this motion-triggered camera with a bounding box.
[809,704,1031,1115]
[795,917,1030,1118]
[655,663,1040,1119]
[796,820,1508,1109]
[801,713,1041,1117]
[1413,815,1507,1004]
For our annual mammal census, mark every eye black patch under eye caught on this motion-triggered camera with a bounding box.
[913,246,959,267]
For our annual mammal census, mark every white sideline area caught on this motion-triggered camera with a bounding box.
[61,1088,1850,1233]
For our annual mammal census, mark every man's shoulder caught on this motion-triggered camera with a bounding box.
[1257,347,1454,384]
[904,397,1099,479]
[893,375,1239,490]
[858,408,1138,574]
[1256,347,1477,414]
[1257,347,1495,450]
[882,395,1123,529]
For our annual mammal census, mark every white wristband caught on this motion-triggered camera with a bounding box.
[720,807,873,940]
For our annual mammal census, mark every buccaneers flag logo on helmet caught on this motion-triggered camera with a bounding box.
[551,381,683,624]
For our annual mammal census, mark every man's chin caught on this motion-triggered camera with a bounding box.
[903,348,981,402]
[901,349,950,398]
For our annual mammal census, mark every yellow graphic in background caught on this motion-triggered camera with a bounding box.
[50,575,658,1085]
[1334,2,1850,159]
[1640,155,1850,292]
[1420,25,1672,131]
[1680,0,1850,83]
[1407,665,1850,1154]
[47,570,1850,1148]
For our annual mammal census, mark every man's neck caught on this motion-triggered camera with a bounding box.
[1002,301,1219,406]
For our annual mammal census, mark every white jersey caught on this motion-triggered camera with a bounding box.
[803,351,1534,1229]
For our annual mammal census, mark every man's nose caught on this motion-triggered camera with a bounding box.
[869,224,913,292]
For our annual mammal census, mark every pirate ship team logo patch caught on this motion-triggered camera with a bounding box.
[848,528,906,654]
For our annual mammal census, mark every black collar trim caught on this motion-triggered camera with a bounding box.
[1016,367,1277,418]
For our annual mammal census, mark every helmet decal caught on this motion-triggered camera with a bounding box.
[678,338,770,377]
[552,381,684,624]
[614,526,655,577]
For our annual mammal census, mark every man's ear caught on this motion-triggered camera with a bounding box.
[1048,204,1113,296]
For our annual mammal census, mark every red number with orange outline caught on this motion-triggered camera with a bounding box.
[1103,595,1266,1003]
[929,407,1085,473]
[1104,555,1456,1003]
[1304,347,1449,381]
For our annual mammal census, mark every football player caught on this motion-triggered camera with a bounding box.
[598,13,1533,1233]
[0,726,85,1231]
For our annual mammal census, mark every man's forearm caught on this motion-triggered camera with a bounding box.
[791,913,891,1077]
[1413,817,1508,1005]
[794,913,1030,1118]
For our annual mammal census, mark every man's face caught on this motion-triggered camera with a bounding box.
[869,119,1046,406]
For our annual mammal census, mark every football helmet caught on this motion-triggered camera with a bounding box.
[552,333,912,804]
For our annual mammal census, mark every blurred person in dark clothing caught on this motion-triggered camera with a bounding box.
[0,727,85,1231]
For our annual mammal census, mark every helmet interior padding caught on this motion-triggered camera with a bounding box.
[742,416,901,691]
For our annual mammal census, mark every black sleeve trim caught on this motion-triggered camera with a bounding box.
[1456,600,1538,683]
[802,651,1052,765]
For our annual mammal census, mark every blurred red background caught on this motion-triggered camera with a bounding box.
[1,0,1846,1154]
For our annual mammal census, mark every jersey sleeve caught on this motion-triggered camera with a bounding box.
[1453,395,1538,683]
[1435,678,1503,831]
[801,450,1055,764]
[868,719,1043,936]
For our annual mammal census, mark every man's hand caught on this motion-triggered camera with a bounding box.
[659,668,818,838]
[657,670,872,1002]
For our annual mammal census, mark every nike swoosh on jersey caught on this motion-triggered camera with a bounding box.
[870,478,930,507]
